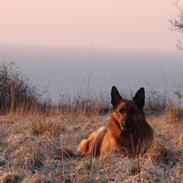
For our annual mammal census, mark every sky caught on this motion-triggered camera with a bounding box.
[0,0,180,50]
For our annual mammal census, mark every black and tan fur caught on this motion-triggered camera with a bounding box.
[62,86,153,157]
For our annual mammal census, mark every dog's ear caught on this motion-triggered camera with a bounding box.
[111,86,122,108]
[133,87,145,109]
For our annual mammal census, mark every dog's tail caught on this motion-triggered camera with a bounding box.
[60,147,79,159]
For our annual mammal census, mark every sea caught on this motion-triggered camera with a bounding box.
[0,45,183,104]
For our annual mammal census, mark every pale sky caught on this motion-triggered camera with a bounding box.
[0,0,180,50]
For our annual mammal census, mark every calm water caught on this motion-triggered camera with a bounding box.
[0,45,183,103]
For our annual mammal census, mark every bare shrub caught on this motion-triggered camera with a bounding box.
[0,63,39,113]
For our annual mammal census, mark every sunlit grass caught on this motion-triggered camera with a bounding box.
[0,64,183,182]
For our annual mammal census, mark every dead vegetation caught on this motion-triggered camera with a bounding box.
[0,64,183,182]
[0,104,182,183]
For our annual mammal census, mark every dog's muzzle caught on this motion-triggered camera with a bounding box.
[120,120,126,130]
[120,120,134,134]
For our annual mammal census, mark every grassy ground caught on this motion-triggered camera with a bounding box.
[0,62,182,183]
[0,105,182,183]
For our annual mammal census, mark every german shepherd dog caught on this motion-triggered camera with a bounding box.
[62,86,153,158]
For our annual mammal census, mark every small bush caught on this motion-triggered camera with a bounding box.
[0,63,41,113]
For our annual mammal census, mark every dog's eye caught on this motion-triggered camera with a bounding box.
[122,120,133,132]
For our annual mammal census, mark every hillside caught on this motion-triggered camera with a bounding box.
[0,106,182,183]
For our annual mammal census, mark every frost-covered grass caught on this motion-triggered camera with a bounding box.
[0,105,183,183]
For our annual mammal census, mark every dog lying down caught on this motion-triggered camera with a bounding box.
[61,86,153,158]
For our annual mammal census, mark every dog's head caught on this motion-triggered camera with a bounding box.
[111,86,146,137]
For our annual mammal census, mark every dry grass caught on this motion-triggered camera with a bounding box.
[0,104,182,183]
[0,63,182,182]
